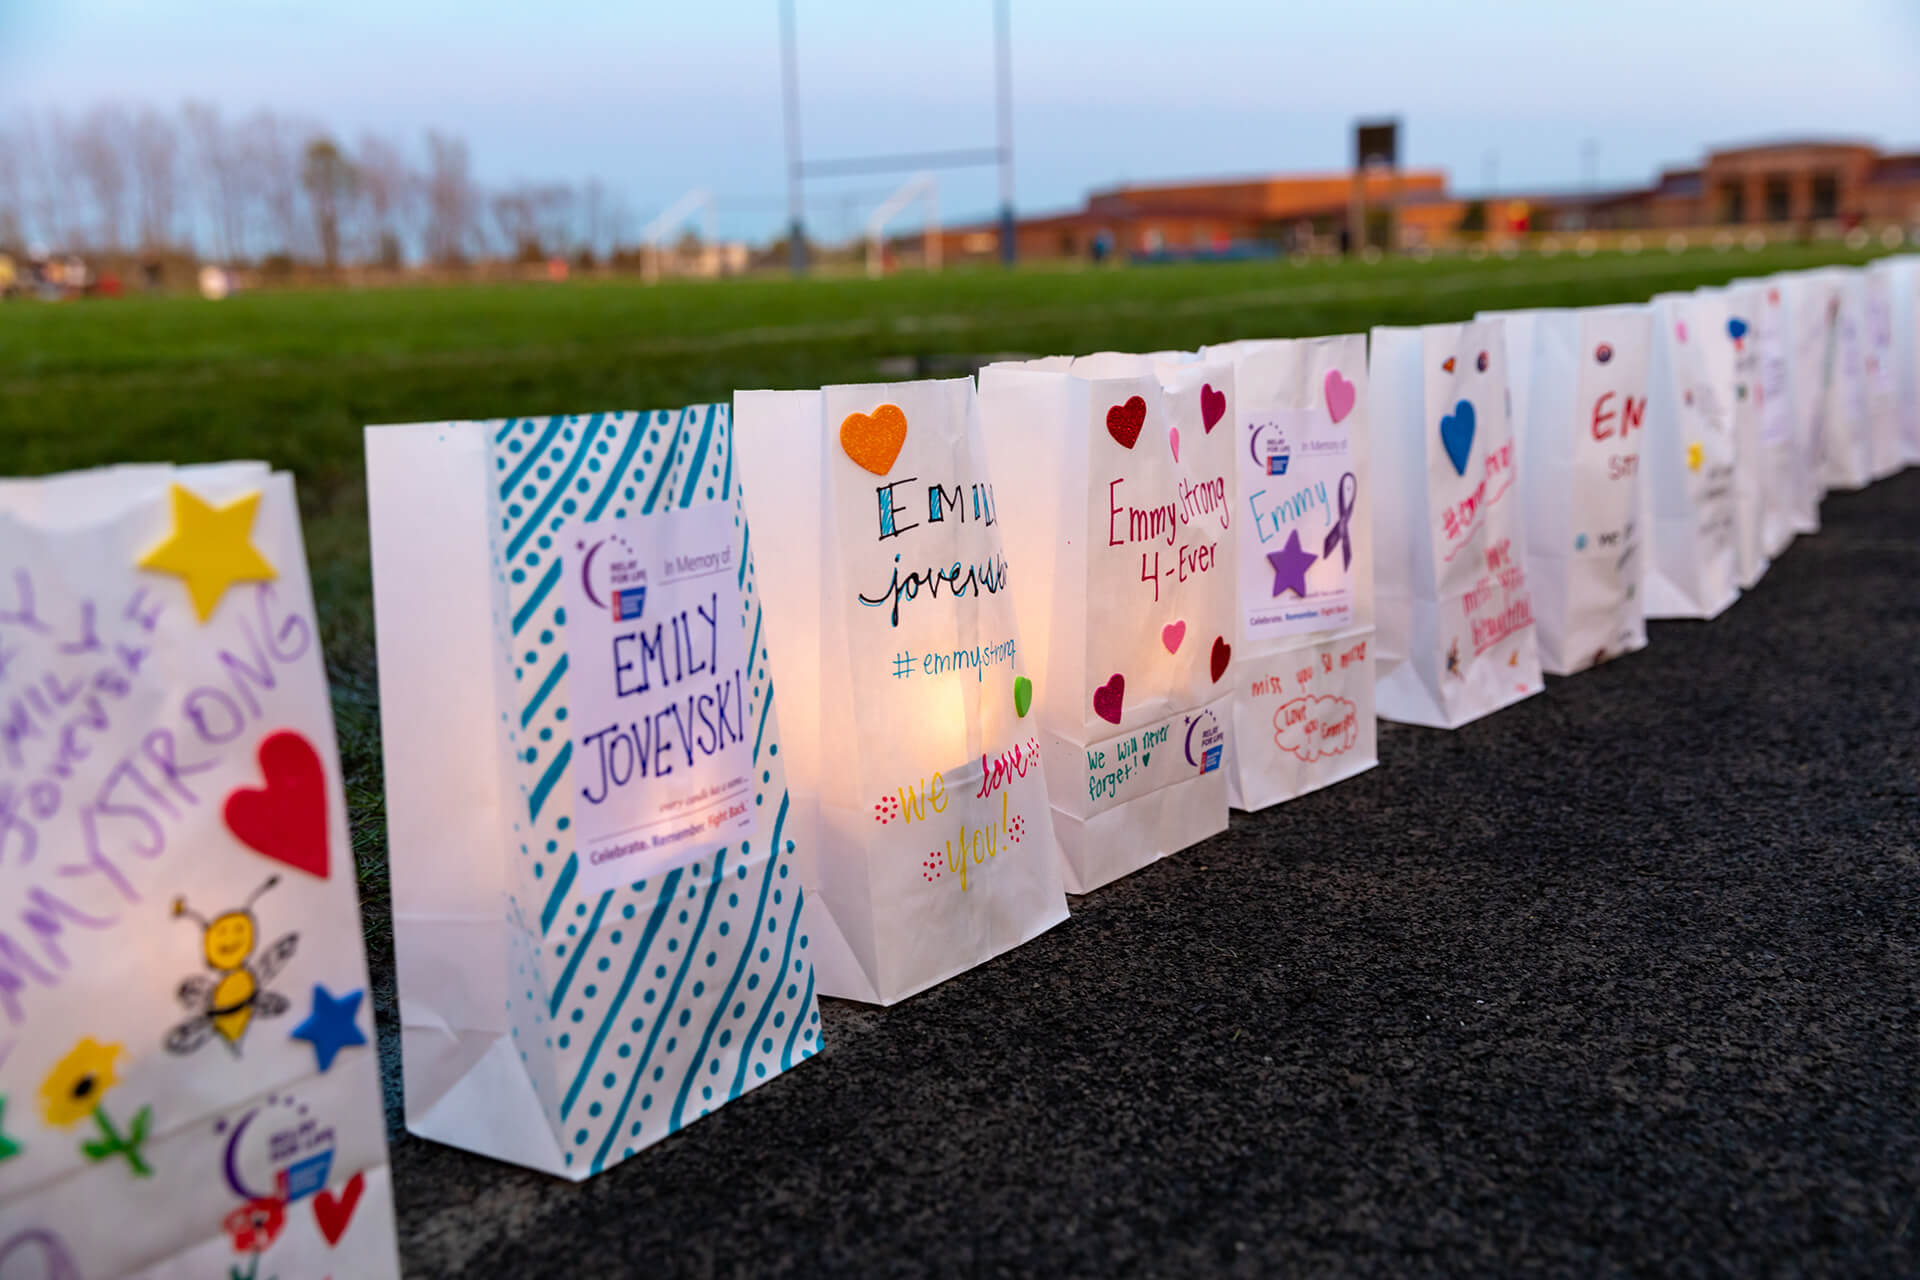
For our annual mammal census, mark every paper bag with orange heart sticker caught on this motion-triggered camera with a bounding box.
[735,379,1068,1004]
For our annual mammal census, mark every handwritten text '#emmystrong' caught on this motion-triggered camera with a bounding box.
[860,474,1008,628]
[578,590,746,805]
[0,574,314,1037]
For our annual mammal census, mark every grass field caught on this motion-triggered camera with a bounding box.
[0,242,1888,954]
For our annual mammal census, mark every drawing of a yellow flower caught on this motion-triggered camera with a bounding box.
[38,1037,121,1129]
[37,1037,152,1177]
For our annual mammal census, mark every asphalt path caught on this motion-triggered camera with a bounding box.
[382,467,1920,1277]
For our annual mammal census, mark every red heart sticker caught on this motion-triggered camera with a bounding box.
[224,731,329,879]
[313,1171,365,1246]
[1200,384,1226,432]
[1092,673,1125,724]
[1106,396,1146,450]
[1209,636,1231,684]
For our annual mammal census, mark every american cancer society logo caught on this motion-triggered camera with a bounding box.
[1184,709,1225,775]
[1250,419,1292,476]
[577,531,647,622]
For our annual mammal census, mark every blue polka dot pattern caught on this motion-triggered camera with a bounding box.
[489,406,821,1178]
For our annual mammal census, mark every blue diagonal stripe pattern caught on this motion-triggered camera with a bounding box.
[488,404,817,1178]
[560,866,682,1120]
[520,654,567,729]
[731,876,801,1098]
[506,413,604,561]
[549,890,611,1017]
[527,741,571,823]
[640,413,683,514]
[499,415,565,499]
[591,849,728,1174]
[780,964,817,1072]
[670,795,789,1130]
[677,404,719,510]
[512,560,563,635]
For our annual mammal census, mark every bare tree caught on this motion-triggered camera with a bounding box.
[581,179,606,263]
[131,108,178,250]
[301,136,356,269]
[490,184,539,261]
[243,111,308,260]
[183,101,246,263]
[354,131,415,266]
[0,121,24,251]
[423,131,476,266]
[536,184,577,259]
[73,105,133,251]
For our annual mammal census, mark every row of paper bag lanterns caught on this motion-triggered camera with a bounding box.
[1,258,1914,1276]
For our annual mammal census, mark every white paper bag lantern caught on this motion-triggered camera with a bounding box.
[1772,269,1841,531]
[1485,305,1653,674]
[1726,276,1802,557]
[1861,266,1905,480]
[1823,267,1878,491]
[734,380,1069,1002]
[1371,319,1545,728]
[1691,287,1769,590]
[368,406,824,1176]
[1874,254,1920,467]
[978,354,1235,892]
[0,464,399,1277]
[1642,293,1742,620]
[1197,335,1377,811]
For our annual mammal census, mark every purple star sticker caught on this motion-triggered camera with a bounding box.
[1266,530,1318,598]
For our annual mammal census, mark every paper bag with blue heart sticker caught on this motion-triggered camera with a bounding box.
[1370,320,1544,728]
[1198,335,1378,811]
[1727,276,1804,560]
[368,407,822,1178]
[0,464,399,1277]
[1692,286,1769,591]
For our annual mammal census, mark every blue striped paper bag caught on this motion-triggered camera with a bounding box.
[368,406,822,1179]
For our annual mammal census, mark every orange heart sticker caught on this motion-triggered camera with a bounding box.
[840,403,908,475]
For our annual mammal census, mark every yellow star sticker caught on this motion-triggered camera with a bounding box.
[1686,442,1704,473]
[138,485,276,622]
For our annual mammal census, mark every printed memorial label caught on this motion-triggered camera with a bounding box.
[1241,406,1356,637]
[561,503,755,893]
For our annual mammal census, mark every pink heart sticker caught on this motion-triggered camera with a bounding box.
[1161,620,1186,654]
[1168,425,1180,463]
[1093,673,1125,725]
[1324,370,1356,424]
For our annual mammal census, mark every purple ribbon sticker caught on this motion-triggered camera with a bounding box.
[1322,471,1356,571]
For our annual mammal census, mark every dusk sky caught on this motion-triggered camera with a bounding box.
[4,0,1918,242]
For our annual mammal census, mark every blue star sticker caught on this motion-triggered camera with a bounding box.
[290,985,367,1073]
[1266,529,1318,599]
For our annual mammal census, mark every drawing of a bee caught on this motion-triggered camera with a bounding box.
[166,876,299,1056]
